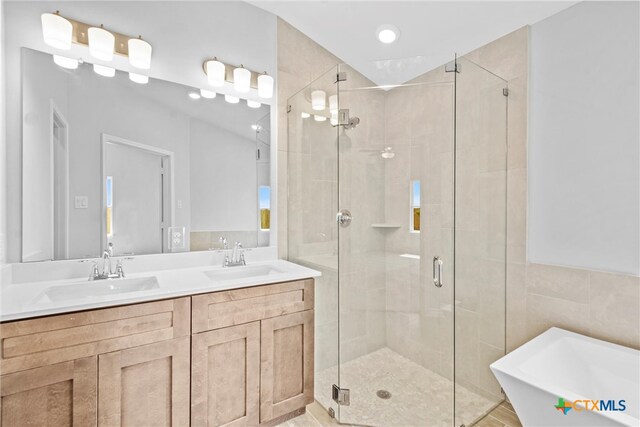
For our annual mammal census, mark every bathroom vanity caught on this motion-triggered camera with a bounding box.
[0,259,319,426]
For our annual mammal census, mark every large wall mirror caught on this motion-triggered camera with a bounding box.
[21,48,272,262]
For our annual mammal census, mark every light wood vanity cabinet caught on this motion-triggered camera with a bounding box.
[191,278,315,426]
[0,278,315,427]
[0,298,190,427]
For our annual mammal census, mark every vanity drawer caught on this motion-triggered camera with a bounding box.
[0,297,190,374]
[192,279,314,332]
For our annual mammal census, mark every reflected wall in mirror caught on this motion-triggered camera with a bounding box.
[22,48,271,262]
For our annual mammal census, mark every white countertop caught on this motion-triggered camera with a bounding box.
[0,259,321,322]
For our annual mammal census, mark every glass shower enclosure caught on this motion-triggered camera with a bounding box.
[287,56,507,427]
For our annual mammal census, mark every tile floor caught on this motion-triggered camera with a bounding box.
[285,347,502,427]
[474,402,522,427]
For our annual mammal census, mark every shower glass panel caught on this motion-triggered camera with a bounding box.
[287,57,507,427]
[334,63,456,426]
[454,55,508,426]
[287,66,341,416]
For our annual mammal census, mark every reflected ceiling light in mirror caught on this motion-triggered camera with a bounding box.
[247,99,261,109]
[128,36,152,69]
[233,65,251,93]
[205,58,226,87]
[200,89,217,99]
[314,115,327,122]
[311,90,326,111]
[88,25,115,61]
[93,64,115,77]
[129,72,148,84]
[329,95,338,114]
[330,113,338,126]
[301,112,310,119]
[258,72,274,99]
[41,12,72,49]
[188,91,201,100]
[377,24,400,44]
[225,94,240,104]
[381,147,395,159]
[53,55,78,69]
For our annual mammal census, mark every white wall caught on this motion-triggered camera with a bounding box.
[529,1,640,275]
[3,1,277,262]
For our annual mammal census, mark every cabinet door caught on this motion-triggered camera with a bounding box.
[260,310,314,423]
[191,322,260,427]
[98,337,190,427]
[0,356,97,427]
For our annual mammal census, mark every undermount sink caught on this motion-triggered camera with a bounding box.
[204,264,285,281]
[43,276,160,302]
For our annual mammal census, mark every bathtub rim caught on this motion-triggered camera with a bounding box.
[490,327,639,426]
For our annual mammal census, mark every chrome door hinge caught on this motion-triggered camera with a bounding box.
[336,71,347,82]
[332,384,350,406]
[503,88,509,97]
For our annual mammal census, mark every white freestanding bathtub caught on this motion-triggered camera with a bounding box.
[491,328,639,427]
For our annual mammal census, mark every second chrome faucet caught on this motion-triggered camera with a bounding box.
[219,237,246,267]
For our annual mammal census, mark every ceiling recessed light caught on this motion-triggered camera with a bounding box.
[377,24,399,44]
[188,91,201,100]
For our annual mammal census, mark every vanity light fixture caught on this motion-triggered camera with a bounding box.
[205,58,226,87]
[200,89,217,99]
[93,64,116,77]
[258,72,274,99]
[88,25,115,61]
[188,91,201,100]
[128,36,152,69]
[301,112,311,119]
[41,12,72,50]
[129,72,148,84]
[40,12,154,72]
[329,95,338,114]
[247,99,261,108]
[330,113,339,126]
[53,54,79,69]
[233,65,251,93]
[377,24,400,44]
[203,59,274,100]
[225,94,240,104]
[311,90,326,111]
[314,115,327,122]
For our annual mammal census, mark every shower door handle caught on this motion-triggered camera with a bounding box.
[433,256,443,288]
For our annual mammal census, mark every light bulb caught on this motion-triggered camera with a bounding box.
[128,37,152,69]
[301,112,310,119]
[188,91,201,100]
[88,26,115,61]
[93,64,115,77]
[233,66,251,93]
[225,94,239,104]
[314,115,327,122]
[311,90,326,111]
[257,73,274,99]
[205,59,226,87]
[53,55,78,69]
[129,72,148,84]
[200,89,216,99]
[41,12,72,50]
[247,99,261,108]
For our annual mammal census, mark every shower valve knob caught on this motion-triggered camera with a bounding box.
[336,209,353,227]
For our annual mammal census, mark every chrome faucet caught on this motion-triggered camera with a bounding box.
[223,241,246,267]
[89,242,125,280]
